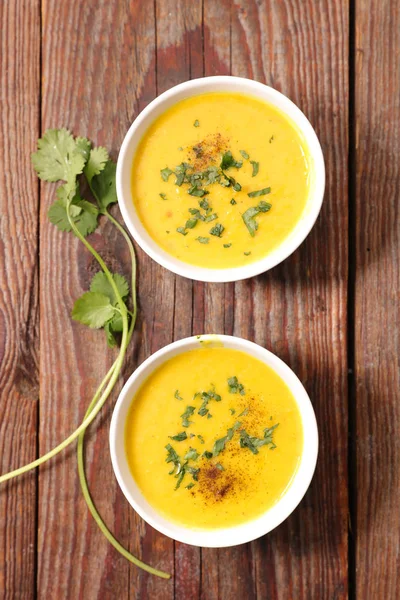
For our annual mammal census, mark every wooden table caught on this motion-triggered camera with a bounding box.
[0,1,399,598]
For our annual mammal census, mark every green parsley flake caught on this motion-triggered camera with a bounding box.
[181,405,195,428]
[248,187,271,198]
[169,432,187,442]
[250,161,259,177]
[160,167,173,181]
[194,119,200,127]
[227,376,245,395]
[209,223,224,237]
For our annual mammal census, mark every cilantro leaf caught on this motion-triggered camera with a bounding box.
[90,271,129,306]
[227,376,245,395]
[31,129,86,186]
[240,150,249,160]
[184,447,199,460]
[90,160,117,211]
[250,160,259,177]
[84,146,109,184]
[242,201,272,237]
[181,406,195,428]
[104,321,118,348]
[196,236,209,244]
[48,186,99,237]
[220,151,242,170]
[209,223,224,238]
[248,187,271,198]
[175,390,183,400]
[161,167,173,181]
[71,292,116,329]
[75,137,92,162]
[169,432,188,442]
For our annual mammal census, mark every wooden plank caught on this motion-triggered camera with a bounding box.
[354,1,400,598]
[0,1,40,598]
[224,1,349,598]
[37,1,157,598]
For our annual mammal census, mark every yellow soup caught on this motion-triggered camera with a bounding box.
[131,92,310,269]
[125,347,303,529]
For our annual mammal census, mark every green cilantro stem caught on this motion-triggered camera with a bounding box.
[0,207,130,482]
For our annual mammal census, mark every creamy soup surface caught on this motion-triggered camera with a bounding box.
[131,92,311,269]
[125,346,303,529]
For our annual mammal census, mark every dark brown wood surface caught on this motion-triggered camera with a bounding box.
[0,0,397,598]
[354,0,400,598]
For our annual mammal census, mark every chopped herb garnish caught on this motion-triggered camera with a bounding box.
[204,212,218,223]
[223,243,232,248]
[181,405,195,428]
[188,184,209,197]
[177,226,187,236]
[263,423,279,449]
[196,387,221,417]
[229,408,236,415]
[238,407,249,417]
[244,251,251,256]
[169,432,188,442]
[199,198,209,210]
[220,151,242,170]
[230,198,237,205]
[239,423,279,454]
[185,218,198,229]
[207,413,212,419]
[197,434,205,444]
[212,421,241,457]
[196,236,209,244]
[227,376,245,395]
[186,482,195,490]
[203,450,213,459]
[242,201,272,236]
[193,119,200,127]
[209,223,224,237]
[175,389,183,400]
[248,187,271,198]
[165,444,181,475]
[184,447,200,461]
[159,193,167,200]
[186,465,200,480]
[216,463,225,471]
[240,150,249,160]
[250,160,259,177]
[160,167,173,181]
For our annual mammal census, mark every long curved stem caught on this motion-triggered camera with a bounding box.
[0,346,125,483]
[77,392,169,579]
[75,215,170,579]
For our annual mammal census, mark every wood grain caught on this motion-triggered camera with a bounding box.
[0,1,40,598]
[6,0,400,597]
[230,1,349,599]
[354,1,400,598]
[37,1,157,598]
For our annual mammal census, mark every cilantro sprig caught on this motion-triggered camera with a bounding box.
[0,130,169,580]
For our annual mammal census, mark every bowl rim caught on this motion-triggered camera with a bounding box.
[116,75,325,283]
[109,334,319,548]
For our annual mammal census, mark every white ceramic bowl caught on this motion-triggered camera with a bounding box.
[116,76,325,283]
[109,335,318,548]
